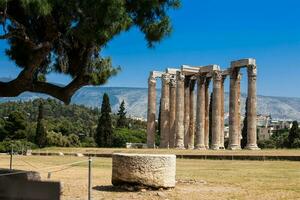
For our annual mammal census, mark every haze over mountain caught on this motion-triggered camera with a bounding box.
[0,80,299,121]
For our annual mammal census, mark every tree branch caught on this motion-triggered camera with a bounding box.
[0,71,90,104]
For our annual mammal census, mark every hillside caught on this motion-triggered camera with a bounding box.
[1,86,300,120]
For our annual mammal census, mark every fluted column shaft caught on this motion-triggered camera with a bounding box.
[175,71,185,149]
[237,73,242,147]
[160,74,170,148]
[211,71,222,150]
[147,74,156,148]
[195,76,206,149]
[169,78,177,148]
[204,78,211,149]
[219,76,226,149]
[229,68,241,150]
[184,77,190,148]
[246,65,260,150]
[188,79,196,149]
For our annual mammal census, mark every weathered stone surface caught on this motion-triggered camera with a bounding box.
[0,169,41,181]
[112,153,176,188]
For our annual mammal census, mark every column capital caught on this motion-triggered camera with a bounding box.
[148,75,156,86]
[170,78,177,88]
[176,71,185,82]
[162,73,171,84]
[213,70,222,81]
[247,65,257,79]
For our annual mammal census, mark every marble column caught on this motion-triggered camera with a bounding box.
[169,77,177,148]
[188,78,196,149]
[195,76,206,149]
[160,73,170,148]
[228,68,241,150]
[175,71,185,149]
[211,71,222,150]
[219,76,226,149]
[204,77,211,149]
[147,74,156,148]
[184,77,190,148]
[237,73,242,147]
[246,65,260,150]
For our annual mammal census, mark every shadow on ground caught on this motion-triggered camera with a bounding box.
[93,185,134,193]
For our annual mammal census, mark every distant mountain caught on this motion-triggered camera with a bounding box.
[0,85,300,121]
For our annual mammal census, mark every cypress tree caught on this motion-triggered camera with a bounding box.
[241,98,248,149]
[95,93,113,147]
[116,100,127,128]
[35,102,47,147]
[288,121,299,148]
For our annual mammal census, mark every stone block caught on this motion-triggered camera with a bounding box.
[112,153,176,188]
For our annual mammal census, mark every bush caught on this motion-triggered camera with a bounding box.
[0,139,37,153]
[258,140,276,149]
[81,137,97,147]
[46,131,82,147]
[291,138,300,148]
[112,128,146,147]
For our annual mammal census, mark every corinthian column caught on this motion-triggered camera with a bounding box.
[195,76,206,150]
[211,70,222,150]
[237,73,242,147]
[188,78,196,149]
[229,68,241,150]
[219,75,226,149]
[147,73,156,148]
[246,65,260,150]
[175,71,185,149]
[169,77,177,148]
[184,77,190,148]
[160,73,170,148]
[204,77,211,149]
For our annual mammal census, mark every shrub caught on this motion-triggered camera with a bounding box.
[81,137,97,147]
[0,139,37,153]
[258,140,276,149]
[112,128,146,147]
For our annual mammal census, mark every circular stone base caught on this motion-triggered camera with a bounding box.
[0,169,41,181]
[112,153,176,188]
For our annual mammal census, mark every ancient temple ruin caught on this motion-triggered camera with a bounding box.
[146,58,259,150]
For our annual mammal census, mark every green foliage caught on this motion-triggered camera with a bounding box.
[288,121,300,148]
[95,93,113,147]
[117,100,127,128]
[112,128,146,147]
[3,111,28,140]
[0,139,37,153]
[0,98,147,148]
[0,0,180,100]
[258,139,276,149]
[35,102,47,147]
[81,137,97,147]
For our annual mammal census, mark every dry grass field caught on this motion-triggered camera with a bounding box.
[0,154,300,200]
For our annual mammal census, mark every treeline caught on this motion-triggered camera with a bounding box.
[0,95,146,152]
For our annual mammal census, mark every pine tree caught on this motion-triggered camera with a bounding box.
[35,102,47,148]
[95,93,113,147]
[209,92,213,147]
[288,121,299,148]
[241,98,248,149]
[117,100,127,128]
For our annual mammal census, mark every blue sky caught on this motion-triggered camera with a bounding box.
[1,0,300,97]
